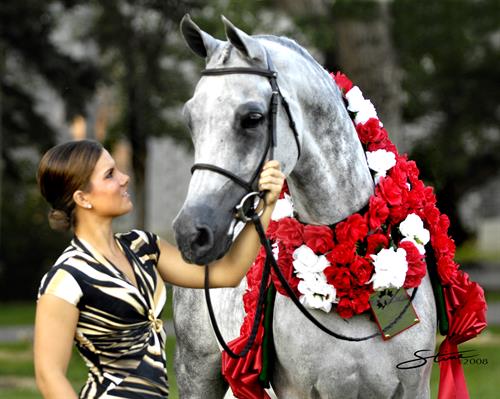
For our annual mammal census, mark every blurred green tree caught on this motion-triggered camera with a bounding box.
[83,0,202,228]
[0,0,100,299]
[392,0,500,244]
[284,0,500,245]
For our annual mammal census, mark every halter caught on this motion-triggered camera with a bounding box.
[190,54,301,221]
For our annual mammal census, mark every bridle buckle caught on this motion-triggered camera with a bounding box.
[234,191,265,222]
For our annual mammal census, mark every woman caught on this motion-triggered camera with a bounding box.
[34,139,285,398]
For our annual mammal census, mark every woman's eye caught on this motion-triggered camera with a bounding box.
[241,112,264,129]
[107,169,114,178]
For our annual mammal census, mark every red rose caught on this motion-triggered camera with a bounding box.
[432,233,456,258]
[389,205,409,225]
[406,160,420,183]
[272,242,300,297]
[437,255,458,285]
[274,217,304,248]
[366,233,389,255]
[350,256,374,286]
[326,242,356,265]
[424,186,437,204]
[367,139,398,154]
[399,241,426,288]
[335,213,368,244]
[406,186,426,211]
[303,225,334,253]
[356,118,388,144]
[352,289,371,315]
[336,297,355,319]
[367,195,389,230]
[324,266,352,290]
[266,220,279,239]
[423,204,440,227]
[439,214,451,232]
[376,176,404,207]
[332,72,353,93]
[389,163,408,189]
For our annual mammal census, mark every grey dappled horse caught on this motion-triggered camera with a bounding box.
[172,15,436,399]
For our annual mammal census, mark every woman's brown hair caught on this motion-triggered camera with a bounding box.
[37,140,103,231]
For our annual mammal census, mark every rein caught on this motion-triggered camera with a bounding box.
[194,54,417,358]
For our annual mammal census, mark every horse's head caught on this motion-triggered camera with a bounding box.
[173,15,299,264]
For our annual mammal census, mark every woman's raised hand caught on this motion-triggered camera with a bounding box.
[258,160,285,206]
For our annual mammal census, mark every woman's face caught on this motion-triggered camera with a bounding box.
[85,149,133,217]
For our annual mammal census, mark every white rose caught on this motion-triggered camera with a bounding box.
[399,213,430,248]
[366,149,397,176]
[354,99,378,125]
[298,273,337,313]
[369,247,408,290]
[345,86,365,112]
[293,245,330,274]
[271,193,294,221]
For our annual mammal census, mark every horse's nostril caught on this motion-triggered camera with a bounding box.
[192,225,214,252]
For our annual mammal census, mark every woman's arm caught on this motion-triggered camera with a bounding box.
[34,295,79,399]
[156,160,285,288]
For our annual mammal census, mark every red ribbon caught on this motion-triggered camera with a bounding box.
[438,271,487,399]
[221,327,270,399]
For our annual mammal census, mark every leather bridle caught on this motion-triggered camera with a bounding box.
[190,55,301,221]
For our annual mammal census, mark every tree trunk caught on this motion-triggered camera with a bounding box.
[334,2,404,150]
[127,82,147,229]
[274,0,404,150]
[0,42,4,267]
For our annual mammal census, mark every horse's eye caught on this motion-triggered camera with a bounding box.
[241,112,264,129]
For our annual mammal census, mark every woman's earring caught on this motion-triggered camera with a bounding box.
[86,204,92,209]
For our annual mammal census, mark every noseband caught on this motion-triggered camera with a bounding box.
[190,54,301,220]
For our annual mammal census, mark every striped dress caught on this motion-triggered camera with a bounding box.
[38,230,169,398]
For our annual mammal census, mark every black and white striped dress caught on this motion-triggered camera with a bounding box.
[38,230,169,398]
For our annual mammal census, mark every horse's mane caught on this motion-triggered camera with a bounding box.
[255,35,317,65]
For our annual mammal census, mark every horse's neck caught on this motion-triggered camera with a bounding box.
[286,65,374,225]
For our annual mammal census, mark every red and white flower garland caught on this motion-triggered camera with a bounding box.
[221,72,487,399]
[260,71,444,319]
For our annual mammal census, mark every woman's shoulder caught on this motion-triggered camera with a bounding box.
[38,242,86,305]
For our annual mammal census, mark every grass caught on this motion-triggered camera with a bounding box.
[0,337,179,399]
[1,330,499,398]
[455,240,500,264]
[0,302,36,326]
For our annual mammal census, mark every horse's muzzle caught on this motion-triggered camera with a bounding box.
[173,204,231,265]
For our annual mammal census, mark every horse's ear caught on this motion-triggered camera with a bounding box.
[222,15,265,62]
[180,14,221,59]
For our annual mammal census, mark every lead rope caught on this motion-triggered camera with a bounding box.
[204,206,419,359]
[204,213,272,359]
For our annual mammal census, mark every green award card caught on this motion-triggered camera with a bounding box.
[369,288,420,340]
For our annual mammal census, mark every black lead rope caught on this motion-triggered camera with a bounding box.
[204,211,419,359]
[204,213,272,359]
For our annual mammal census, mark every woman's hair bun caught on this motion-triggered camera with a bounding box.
[48,209,71,232]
